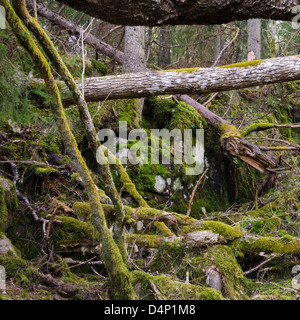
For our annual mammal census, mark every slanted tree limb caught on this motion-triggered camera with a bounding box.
[2,0,136,299]
[176,95,277,173]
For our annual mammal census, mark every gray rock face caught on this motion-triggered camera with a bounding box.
[206,265,223,292]
[0,235,17,256]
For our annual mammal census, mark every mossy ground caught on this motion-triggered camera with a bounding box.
[0,22,299,300]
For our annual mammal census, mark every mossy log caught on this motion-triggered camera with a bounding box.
[231,235,300,255]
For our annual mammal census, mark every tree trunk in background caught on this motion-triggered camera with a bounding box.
[235,21,245,63]
[123,26,146,73]
[123,26,146,118]
[270,20,278,58]
[247,19,261,60]
[215,26,223,64]
[158,26,171,69]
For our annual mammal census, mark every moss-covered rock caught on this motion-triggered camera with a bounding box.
[132,270,225,300]
[0,177,18,232]
[192,245,248,300]
[0,234,18,256]
[0,255,41,287]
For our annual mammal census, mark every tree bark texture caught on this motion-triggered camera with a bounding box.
[53,0,300,26]
[247,19,261,60]
[123,26,146,73]
[158,25,171,69]
[61,55,300,104]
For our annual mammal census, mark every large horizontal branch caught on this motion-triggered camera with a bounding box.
[60,56,300,105]
[54,0,299,26]
[26,0,124,63]
[72,202,300,255]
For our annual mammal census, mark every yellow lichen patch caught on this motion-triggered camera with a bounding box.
[202,220,243,241]
[162,67,201,74]
[219,123,240,140]
[218,60,262,69]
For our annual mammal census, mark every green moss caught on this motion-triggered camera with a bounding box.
[232,235,300,255]
[0,186,8,233]
[54,215,99,245]
[202,220,243,240]
[146,97,204,133]
[153,221,173,236]
[248,279,297,300]
[250,220,264,234]
[72,202,91,219]
[132,270,225,300]
[196,245,248,300]
[115,99,141,130]
[0,255,41,287]
[240,123,275,137]
[218,60,262,69]
[263,217,281,234]
[247,188,300,218]
[71,172,80,183]
[91,58,108,76]
[0,177,18,232]
[150,241,187,273]
[61,53,93,77]
[281,234,294,243]
[219,123,240,140]
[35,166,57,176]
[126,233,164,248]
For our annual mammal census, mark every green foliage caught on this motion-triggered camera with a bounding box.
[91,58,108,76]
[0,31,44,125]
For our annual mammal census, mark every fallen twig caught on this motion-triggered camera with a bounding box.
[186,168,208,216]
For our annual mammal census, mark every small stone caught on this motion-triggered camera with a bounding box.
[0,235,17,256]
[154,175,166,193]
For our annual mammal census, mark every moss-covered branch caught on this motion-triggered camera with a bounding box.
[2,0,136,299]
[231,235,300,255]
[241,122,300,137]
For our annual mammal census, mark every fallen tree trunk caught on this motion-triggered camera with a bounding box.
[54,0,298,26]
[60,56,300,104]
